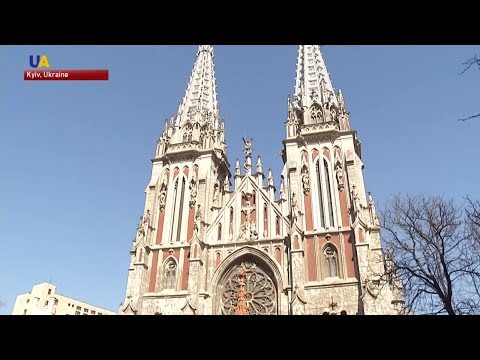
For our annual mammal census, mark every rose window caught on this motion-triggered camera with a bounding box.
[220,261,277,315]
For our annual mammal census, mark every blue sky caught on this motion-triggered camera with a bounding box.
[1,45,478,314]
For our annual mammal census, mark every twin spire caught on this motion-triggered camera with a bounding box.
[175,44,219,127]
[294,45,338,109]
[172,45,337,127]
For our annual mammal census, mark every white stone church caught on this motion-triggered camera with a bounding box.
[119,45,404,315]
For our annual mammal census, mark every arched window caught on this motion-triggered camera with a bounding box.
[263,203,268,237]
[229,207,234,239]
[323,244,339,278]
[183,125,193,142]
[252,191,256,206]
[164,260,177,289]
[316,161,325,228]
[170,176,186,243]
[324,159,335,227]
[275,215,280,236]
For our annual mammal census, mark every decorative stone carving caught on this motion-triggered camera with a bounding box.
[256,156,262,173]
[291,192,299,224]
[310,104,323,123]
[212,181,220,207]
[265,169,273,187]
[242,137,253,158]
[335,165,345,191]
[194,204,202,234]
[235,159,240,176]
[158,183,167,212]
[220,262,277,315]
[301,170,310,195]
[189,171,198,208]
[224,174,230,192]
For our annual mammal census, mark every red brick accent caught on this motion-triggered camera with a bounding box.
[306,236,316,281]
[148,251,159,292]
[339,190,349,227]
[181,249,189,290]
[304,193,313,231]
[275,247,281,264]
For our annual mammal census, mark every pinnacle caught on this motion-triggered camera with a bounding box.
[294,45,338,110]
[175,45,219,127]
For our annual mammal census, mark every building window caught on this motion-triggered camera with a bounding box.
[98,312,102,315]
[45,300,49,306]
[164,260,177,290]
[75,311,80,315]
[68,303,70,306]
[276,215,281,236]
[48,289,52,295]
[23,309,27,315]
[76,306,81,310]
[217,223,222,241]
[170,177,186,243]
[316,161,325,228]
[26,299,30,304]
[324,159,335,227]
[229,207,234,239]
[263,203,268,237]
[91,310,96,315]
[323,244,339,278]
[84,308,88,313]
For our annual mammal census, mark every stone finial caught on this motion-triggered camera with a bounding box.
[235,158,241,176]
[268,169,274,187]
[256,156,263,173]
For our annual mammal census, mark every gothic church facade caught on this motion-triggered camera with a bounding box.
[120,45,404,315]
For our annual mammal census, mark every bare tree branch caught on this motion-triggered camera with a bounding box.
[380,194,480,315]
[459,54,480,75]
[458,113,480,122]
[457,54,479,122]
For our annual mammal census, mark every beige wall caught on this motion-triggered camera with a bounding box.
[12,283,116,315]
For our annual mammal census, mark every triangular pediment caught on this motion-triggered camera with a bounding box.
[205,174,290,243]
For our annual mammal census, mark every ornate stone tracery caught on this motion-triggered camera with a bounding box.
[220,261,277,315]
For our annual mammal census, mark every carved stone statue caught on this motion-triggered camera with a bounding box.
[142,210,151,231]
[158,183,167,212]
[237,224,246,241]
[250,221,258,239]
[212,182,220,207]
[352,185,360,211]
[335,165,344,191]
[242,137,253,158]
[301,171,310,195]
[136,216,145,241]
[385,247,394,275]
[194,204,202,234]
[291,192,299,224]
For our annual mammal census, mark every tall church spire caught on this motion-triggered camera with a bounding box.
[175,45,219,127]
[157,45,226,157]
[294,45,338,109]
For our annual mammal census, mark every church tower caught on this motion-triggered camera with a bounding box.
[120,45,404,315]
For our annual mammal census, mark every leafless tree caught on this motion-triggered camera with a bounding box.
[458,54,480,122]
[381,194,480,315]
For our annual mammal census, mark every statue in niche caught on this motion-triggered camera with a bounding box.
[158,183,167,212]
[212,182,220,207]
[291,192,299,224]
[301,170,310,195]
[335,165,344,191]
[194,204,202,234]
